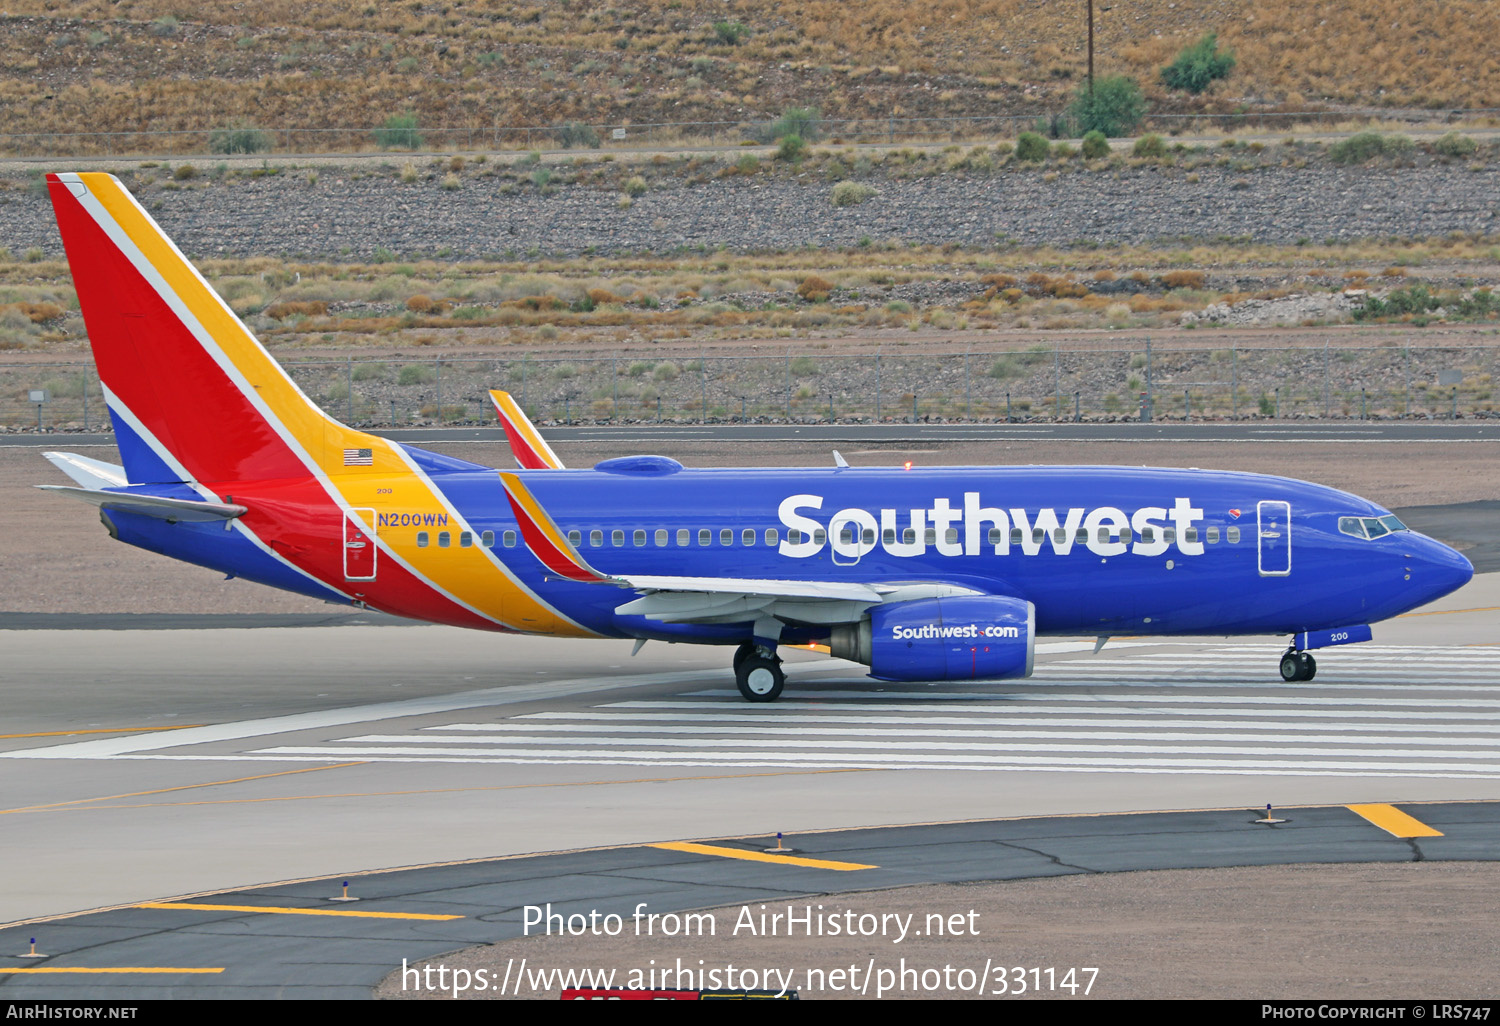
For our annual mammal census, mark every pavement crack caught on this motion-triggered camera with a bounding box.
[994,840,1099,874]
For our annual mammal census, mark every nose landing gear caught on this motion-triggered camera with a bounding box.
[733,641,785,702]
[1279,649,1317,682]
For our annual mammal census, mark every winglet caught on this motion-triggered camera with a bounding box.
[498,471,613,583]
[489,390,564,470]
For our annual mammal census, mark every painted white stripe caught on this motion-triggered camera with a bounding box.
[610,699,1500,720]
[497,714,1500,733]
[391,726,1500,746]
[242,747,1500,774]
[338,731,1500,753]
[628,694,1500,709]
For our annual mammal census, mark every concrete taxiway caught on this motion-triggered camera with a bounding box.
[0,572,1496,997]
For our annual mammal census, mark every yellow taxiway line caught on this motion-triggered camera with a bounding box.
[650,841,876,871]
[0,967,225,974]
[1346,804,1445,838]
[138,901,462,921]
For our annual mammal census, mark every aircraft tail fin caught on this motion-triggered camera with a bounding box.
[47,172,378,486]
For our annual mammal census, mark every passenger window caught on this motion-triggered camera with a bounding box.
[1032,529,1045,544]
[417,531,429,548]
[699,528,712,546]
[1010,528,1023,544]
[567,529,580,546]
[1120,527,1132,544]
[678,528,690,546]
[656,529,668,546]
[590,529,603,547]
[813,528,826,545]
[1206,526,1219,544]
[883,527,896,544]
[840,526,855,545]
[612,529,625,546]
[742,528,756,546]
[502,530,517,548]
[989,527,1002,545]
[460,531,473,548]
[764,528,778,545]
[1163,528,1176,544]
[1075,529,1088,543]
[1140,528,1155,543]
[633,529,646,546]
[1184,528,1198,544]
[905,528,918,544]
[1227,526,1240,544]
[925,528,937,545]
[481,530,494,548]
[438,531,450,548]
[1096,527,1110,543]
[1053,528,1066,544]
[720,528,733,546]
[944,528,957,545]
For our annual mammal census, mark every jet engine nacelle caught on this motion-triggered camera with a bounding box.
[829,595,1035,682]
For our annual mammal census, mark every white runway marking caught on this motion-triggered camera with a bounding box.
[9,646,1500,779]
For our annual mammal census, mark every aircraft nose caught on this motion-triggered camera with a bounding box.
[1405,534,1474,606]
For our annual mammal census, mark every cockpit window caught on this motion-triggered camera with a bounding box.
[1340,515,1409,540]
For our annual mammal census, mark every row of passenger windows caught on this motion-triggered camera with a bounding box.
[409,525,1244,549]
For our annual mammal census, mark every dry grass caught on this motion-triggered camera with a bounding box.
[1,1,1497,150]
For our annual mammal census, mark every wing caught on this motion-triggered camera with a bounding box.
[489,389,565,470]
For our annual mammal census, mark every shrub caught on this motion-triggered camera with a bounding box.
[789,356,819,376]
[777,134,806,162]
[1332,132,1398,164]
[622,175,648,196]
[1015,131,1049,162]
[797,275,834,301]
[149,15,179,37]
[1161,33,1235,93]
[440,173,461,190]
[173,163,198,180]
[765,107,821,142]
[1066,75,1147,137]
[264,300,328,320]
[1434,132,1477,158]
[555,122,601,149]
[374,114,422,150]
[397,364,437,385]
[713,20,748,45]
[1080,130,1110,159]
[531,167,553,188]
[1161,270,1206,290]
[1133,133,1167,158]
[830,181,874,207]
[735,154,760,175]
[209,122,272,154]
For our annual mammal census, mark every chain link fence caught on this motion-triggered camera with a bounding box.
[4,345,1498,433]
[3,108,1499,160]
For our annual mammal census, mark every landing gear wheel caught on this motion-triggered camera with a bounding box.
[736,656,785,703]
[1279,652,1317,682]
[732,641,758,674]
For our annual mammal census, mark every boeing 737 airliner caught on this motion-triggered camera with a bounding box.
[38,172,1474,701]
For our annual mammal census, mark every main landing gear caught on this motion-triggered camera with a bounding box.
[1279,649,1317,682]
[733,641,784,703]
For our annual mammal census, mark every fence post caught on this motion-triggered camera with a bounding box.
[875,353,882,422]
[1006,392,1011,423]
[828,393,834,423]
[1275,386,1281,419]
[1404,347,1410,416]
[1074,391,1080,422]
[911,393,918,423]
[82,376,88,432]
[784,351,791,422]
[701,357,707,425]
[1185,390,1190,421]
[1231,346,1238,420]
[391,399,397,426]
[1453,387,1459,419]
[1361,388,1366,421]
[435,358,442,424]
[964,349,971,420]
[612,355,618,421]
[1145,337,1153,414]
[1053,347,1060,420]
[1323,343,1330,418]
[346,356,354,425]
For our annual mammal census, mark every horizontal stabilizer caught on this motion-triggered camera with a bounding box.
[37,485,247,523]
[43,451,129,489]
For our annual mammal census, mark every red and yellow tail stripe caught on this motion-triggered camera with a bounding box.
[499,472,613,584]
[490,390,565,470]
[50,172,594,636]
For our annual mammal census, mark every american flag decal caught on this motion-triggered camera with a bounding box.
[343,448,374,466]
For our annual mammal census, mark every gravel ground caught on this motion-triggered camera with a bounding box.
[1,163,1497,260]
[379,863,1500,1000]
